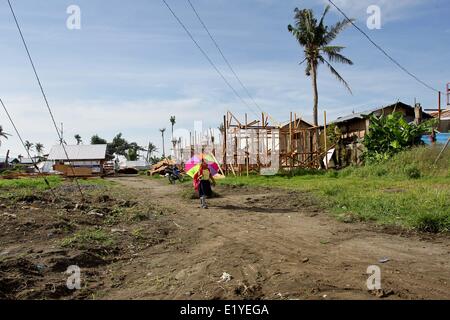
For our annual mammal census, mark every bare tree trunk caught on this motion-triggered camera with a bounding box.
[311,64,320,154]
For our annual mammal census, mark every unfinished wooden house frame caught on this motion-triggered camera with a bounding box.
[221,111,321,174]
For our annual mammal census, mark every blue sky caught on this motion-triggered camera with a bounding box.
[0,0,449,157]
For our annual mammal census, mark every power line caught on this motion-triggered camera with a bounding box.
[327,0,439,93]
[161,0,260,118]
[0,97,57,199]
[7,0,85,200]
[186,0,270,119]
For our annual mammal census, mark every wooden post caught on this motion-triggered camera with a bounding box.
[324,111,328,170]
[244,136,249,177]
[438,91,442,125]
[223,115,227,174]
[289,112,293,171]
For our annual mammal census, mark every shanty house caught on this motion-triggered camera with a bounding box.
[332,102,432,141]
[48,144,107,176]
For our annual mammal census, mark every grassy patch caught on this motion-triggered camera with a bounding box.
[0,176,62,190]
[219,147,450,233]
[78,177,115,186]
[60,228,115,249]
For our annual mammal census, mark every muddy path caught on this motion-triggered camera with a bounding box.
[99,177,450,300]
[1,176,449,300]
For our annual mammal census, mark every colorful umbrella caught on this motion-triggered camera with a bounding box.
[185,154,220,178]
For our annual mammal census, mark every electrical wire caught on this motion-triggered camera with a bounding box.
[328,0,439,93]
[0,97,57,199]
[7,0,85,200]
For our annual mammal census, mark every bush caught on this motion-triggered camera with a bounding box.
[404,165,421,179]
[363,112,436,163]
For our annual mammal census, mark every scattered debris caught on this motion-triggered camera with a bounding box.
[173,221,184,230]
[218,272,232,283]
[302,257,309,263]
[379,257,390,263]
[111,228,126,233]
[87,210,104,217]
[148,159,176,176]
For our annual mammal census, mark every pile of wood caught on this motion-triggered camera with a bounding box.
[148,159,176,176]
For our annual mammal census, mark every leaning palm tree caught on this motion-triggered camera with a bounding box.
[0,125,11,147]
[159,128,166,158]
[74,134,82,145]
[35,143,44,157]
[24,140,34,153]
[288,5,353,151]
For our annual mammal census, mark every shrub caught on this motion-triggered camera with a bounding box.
[404,165,421,179]
[363,112,436,163]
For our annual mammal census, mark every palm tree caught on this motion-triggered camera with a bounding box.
[35,143,44,157]
[24,140,34,153]
[146,142,157,162]
[74,134,82,145]
[0,125,11,147]
[288,5,353,151]
[170,116,177,154]
[159,128,166,158]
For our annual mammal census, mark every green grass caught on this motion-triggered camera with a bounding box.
[0,176,62,190]
[60,228,115,249]
[219,147,450,233]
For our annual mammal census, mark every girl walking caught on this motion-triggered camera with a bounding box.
[194,159,216,209]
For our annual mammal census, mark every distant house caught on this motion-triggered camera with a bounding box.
[48,144,107,176]
[430,109,450,133]
[119,159,150,171]
[332,102,433,141]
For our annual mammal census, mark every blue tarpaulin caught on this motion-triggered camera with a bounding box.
[421,133,450,145]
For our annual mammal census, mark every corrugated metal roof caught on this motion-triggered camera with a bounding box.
[48,144,107,160]
[333,102,432,124]
[430,109,450,120]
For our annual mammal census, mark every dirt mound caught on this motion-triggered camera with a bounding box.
[48,251,108,272]
[0,258,41,299]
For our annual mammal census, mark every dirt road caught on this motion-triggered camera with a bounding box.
[1,176,449,299]
[100,177,450,299]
